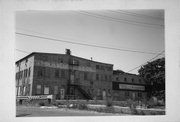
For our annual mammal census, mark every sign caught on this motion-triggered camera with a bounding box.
[119,84,145,91]
[16,95,53,100]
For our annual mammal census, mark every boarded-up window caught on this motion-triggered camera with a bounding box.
[44,87,49,95]
[36,85,41,94]
[54,86,58,94]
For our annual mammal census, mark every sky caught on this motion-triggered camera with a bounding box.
[15,10,164,74]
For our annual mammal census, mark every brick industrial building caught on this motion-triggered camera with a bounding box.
[16,49,113,100]
[112,70,147,101]
[16,49,147,100]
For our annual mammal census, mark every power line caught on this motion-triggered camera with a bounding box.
[78,11,164,28]
[111,10,164,20]
[16,49,30,54]
[127,50,165,73]
[16,32,162,55]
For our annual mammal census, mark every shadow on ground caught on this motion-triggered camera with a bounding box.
[16,113,31,117]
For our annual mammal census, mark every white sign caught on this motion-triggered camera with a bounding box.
[119,84,145,91]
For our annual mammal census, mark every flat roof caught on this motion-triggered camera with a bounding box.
[113,70,140,76]
[15,52,113,66]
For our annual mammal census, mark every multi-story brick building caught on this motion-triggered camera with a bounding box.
[15,49,113,100]
[112,70,147,101]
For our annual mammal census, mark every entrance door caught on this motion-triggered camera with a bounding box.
[132,93,135,100]
[102,90,106,100]
[60,88,65,99]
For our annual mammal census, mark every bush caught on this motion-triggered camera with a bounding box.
[78,103,88,110]
[39,101,45,106]
[106,98,113,107]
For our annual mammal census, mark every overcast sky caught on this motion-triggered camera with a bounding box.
[15,10,164,74]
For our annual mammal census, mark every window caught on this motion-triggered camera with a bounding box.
[97,89,101,96]
[37,68,43,77]
[28,67,31,77]
[44,86,49,95]
[139,79,141,83]
[58,58,63,63]
[107,66,112,71]
[21,70,24,78]
[84,72,88,80]
[54,86,58,94]
[25,69,28,77]
[138,92,142,97]
[124,77,127,82]
[109,75,112,81]
[55,69,59,78]
[19,71,21,79]
[125,91,129,97]
[96,65,99,69]
[116,77,119,81]
[16,72,19,80]
[101,74,104,81]
[105,75,107,81]
[72,59,79,65]
[21,71,23,79]
[132,78,134,82]
[61,70,65,78]
[87,62,91,67]
[100,66,104,70]
[41,55,48,61]
[96,74,99,80]
[36,85,41,94]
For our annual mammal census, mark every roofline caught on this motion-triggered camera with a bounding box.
[113,70,139,76]
[15,52,35,64]
[15,52,113,66]
[71,55,113,66]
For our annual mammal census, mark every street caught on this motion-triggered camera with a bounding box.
[16,106,122,117]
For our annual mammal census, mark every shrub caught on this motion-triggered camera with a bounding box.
[106,98,113,107]
[78,103,88,110]
[39,101,45,106]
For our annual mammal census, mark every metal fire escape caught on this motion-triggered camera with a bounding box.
[66,49,92,100]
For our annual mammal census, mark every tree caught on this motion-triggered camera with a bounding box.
[138,57,165,100]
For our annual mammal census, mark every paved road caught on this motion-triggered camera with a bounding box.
[16,106,122,117]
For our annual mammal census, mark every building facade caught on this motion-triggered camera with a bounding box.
[112,70,147,101]
[15,49,113,100]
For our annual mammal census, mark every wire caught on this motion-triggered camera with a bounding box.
[16,32,163,55]
[127,50,165,73]
[78,11,164,29]
[16,49,30,54]
[111,10,163,20]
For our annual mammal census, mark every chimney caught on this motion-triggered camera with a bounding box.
[91,57,93,61]
[65,49,71,55]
